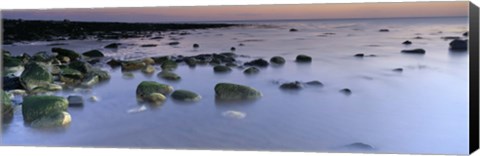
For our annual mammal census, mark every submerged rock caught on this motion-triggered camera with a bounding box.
[379,29,389,32]
[157,71,181,80]
[213,65,232,73]
[184,57,197,67]
[244,58,269,67]
[340,88,352,95]
[270,56,286,65]
[20,62,53,91]
[30,111,71,128]
[168,41,180,45]
[136,81,174,99]
[222,110,246,119]
[280,81,303,90]
[401,48,425,54]
[305,80,323,86]
[22,95,69,123]
[354,53,364,57]
[392,68,403,72]
[214,83,262,100]
[295,54,312,63]
[449,39,468,51]
[82,50,104,58]
[67,95,84,107]
[171,90,201,102]
[402,40,412,45]
[105,43,121,49]
[243,67,260,74]
[342,142,375,151]
[2,90,14,120]
[107,59,122,68]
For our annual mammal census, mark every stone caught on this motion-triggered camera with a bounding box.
[161,60,178,70]
[449,39,468,50]
[144,93,166,104]
[121,60,146,71]
[393,68,403,72]
[105,43,121,49]
[289,28,298,32]
[157,71,181,80]
[193,43,199,48]
[20,62,53,91]
[340,88,352,95]
[168,41,180,45]
[136,81,174,99]
[295,54,312,63]
[214,83,262,100]
[401,48,426,54]
[354,53,364,57]
[379,29,389,32]
[22,95,69,122]
[3,76,24,90]
[82,50,104,57]
[68,60,92,74]
[213,65,232,73]
[107,59,122,68]
[141,44,157,47]
[143,57,156,65]
[402,40,412,45]
[305,80,323,86]
[171,90,201,102]
[2,90,14,120]
[67,95,84,107]
[51,47,81,61]
[30,111,71,128]
[142,65,156,74]
[230,47,236,51]
[185,57,197,67]
[280,81,303,90]
[244,58,269,67]
[270,56,285,64]
[243,67,260,74]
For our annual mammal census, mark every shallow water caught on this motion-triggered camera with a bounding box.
[1,17,469,155]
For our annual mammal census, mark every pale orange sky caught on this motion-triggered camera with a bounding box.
[2,1,469,22]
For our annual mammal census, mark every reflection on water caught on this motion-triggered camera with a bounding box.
[2,17,469,155]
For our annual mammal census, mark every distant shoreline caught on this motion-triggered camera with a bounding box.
[2,19,243,44]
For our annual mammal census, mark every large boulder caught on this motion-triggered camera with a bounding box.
[270,56,285,65]
[2,90,14,120]
[20,62,53,91]
[30,111,71,128]
[171,90,201,102]
[52,47,81,61]
[214,83,262,100]
[136,81,174,99]
[244,59,269,67]
[157,71,181,80]
[449,39,468,50]
[82,50,104,58]
[295,54,312,63]
[22,95,69,123]
[401,48,426,54]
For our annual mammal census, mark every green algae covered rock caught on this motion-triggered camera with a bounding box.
[214,83,262,100]
[136,81,174,99]
[22,95,69,123]
[30,111,71,128]
[20,62,53,91]
[171,90,201,102]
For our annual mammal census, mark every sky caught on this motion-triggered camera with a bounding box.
[1,1,469,22]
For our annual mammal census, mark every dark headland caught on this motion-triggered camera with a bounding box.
[2,19,240,44]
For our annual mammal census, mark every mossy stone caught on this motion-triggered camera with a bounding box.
[171,90,201,102]
[22,95,69,123]
[214,83,262,100]
[136,81,174,99]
